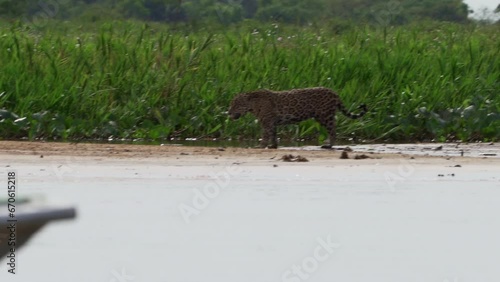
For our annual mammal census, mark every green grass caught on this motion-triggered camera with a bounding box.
[0,20,498,143]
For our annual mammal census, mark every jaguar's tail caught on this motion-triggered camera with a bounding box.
[337,102,368,119]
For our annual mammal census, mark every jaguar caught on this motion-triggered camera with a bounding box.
[228,87,367,148]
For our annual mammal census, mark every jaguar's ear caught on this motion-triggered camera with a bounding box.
[247,92,261,100]
[247,90,270,100]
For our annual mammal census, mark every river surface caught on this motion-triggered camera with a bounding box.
[0,144,499,282]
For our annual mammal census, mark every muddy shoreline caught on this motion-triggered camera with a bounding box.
[1,140,498,160]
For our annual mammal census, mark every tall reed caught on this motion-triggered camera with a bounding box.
[0,21,498,142]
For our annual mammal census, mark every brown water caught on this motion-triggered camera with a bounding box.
[1,152,499,282]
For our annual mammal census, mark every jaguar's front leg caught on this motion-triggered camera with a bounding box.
[260,120,277,149]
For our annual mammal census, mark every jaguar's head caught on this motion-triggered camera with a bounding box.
[228,93,252,120]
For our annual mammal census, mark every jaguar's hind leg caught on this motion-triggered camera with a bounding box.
[318,116,336,149]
